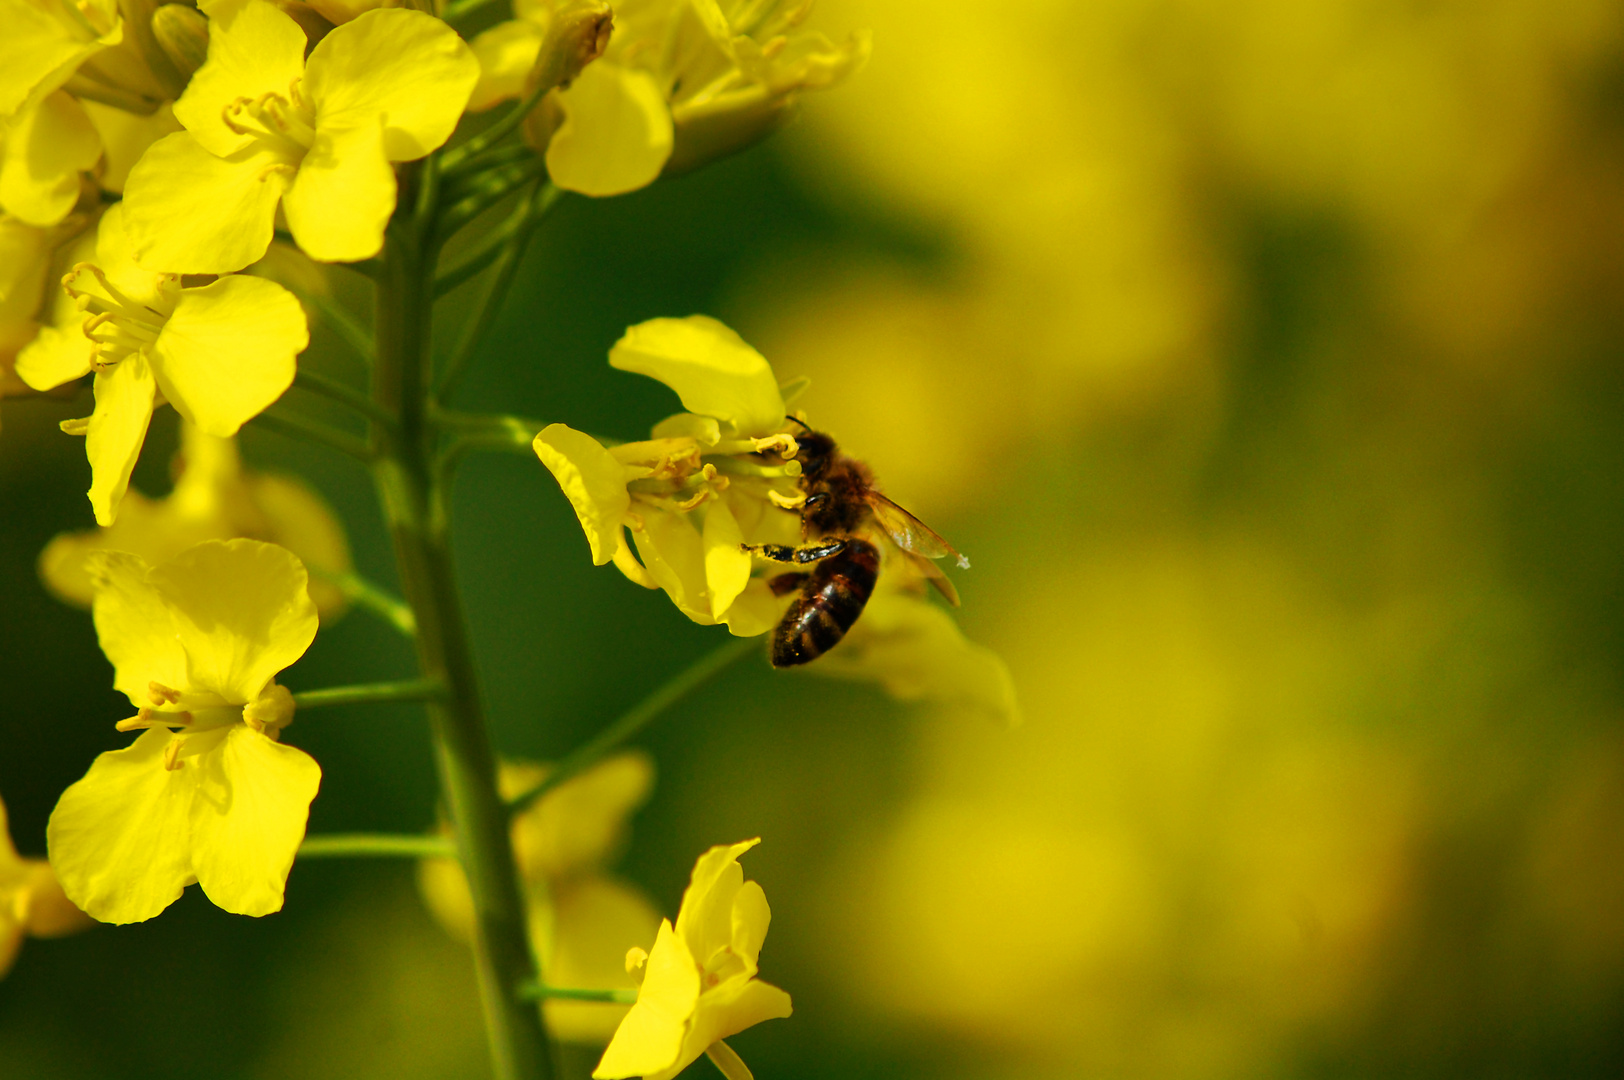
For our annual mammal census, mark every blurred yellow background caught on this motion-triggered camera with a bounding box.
[4,1,1624,1077]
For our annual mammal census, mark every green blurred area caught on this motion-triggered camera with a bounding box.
[5,0,1624,1077]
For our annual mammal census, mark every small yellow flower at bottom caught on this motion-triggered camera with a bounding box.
[593,839,791,1080]
[0,794,93,979]
[47,538,322,924]
[419,754,662,1043]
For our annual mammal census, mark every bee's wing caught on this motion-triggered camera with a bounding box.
[912,552,962,607]
[868,493,970,569]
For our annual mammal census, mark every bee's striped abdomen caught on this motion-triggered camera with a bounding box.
[770,539,880,667]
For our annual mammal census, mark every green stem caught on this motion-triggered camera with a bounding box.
[297,833,455,859]
[436,182,561,299]
[373,178,557,1080]
[517,984,638,1004]
[441,78,553,173]
[295,286,376,362]
[442,0,507,31]
[294,369,395,427]
[508,636,755,815]
[292,677,445,710]
[437,158,549,244]
[437,183,557,401]
[251,408,374,463]
[308,566,417,637]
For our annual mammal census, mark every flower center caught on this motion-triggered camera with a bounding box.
[62,263,178,372]
[222,81,317,162]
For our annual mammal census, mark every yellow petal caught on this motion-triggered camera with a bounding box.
[46,727,198,925]
[86,353,157,526]
[719,580,782,638]
[674,838,757,965]
[21,861,94,938]
[87,549,188,704]
[281,121,394,263]
[547,62,674,198]
[304,9,479,161]
[153,275,305,435]
[609,316,784,438]
[630,507,712,623]
[187,725,320,916]
[148,538,318,703]
[806,591,1022,728]
[172,0,308,158]
[468,19,545,112]
[702,498,750,619]
[593,919,699,1078]
[534,423,632,566]
[123,133,288,274]
[14,323,92,392]
[0,0,122,119]
[728,879,770,972]
[661,979,792,1080]
[81,100,181,194]
[511,751,654,881]
[0,92,100,227]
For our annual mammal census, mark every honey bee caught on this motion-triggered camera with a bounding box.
[745,422,969,668]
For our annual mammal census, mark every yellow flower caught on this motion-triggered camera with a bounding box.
[418,754,663,1043]
[808,585,1021,728]
[471,0,869,196]
[122,2,479,273]
[0,90,101,227]
[47,538,322,924]
[0,0,123,121]
[0,794,93,979]
[15,203,307,525]
[38,418,353,618]
[0,214,56,433]
[533,315,804,635]
[593,839,791,1080]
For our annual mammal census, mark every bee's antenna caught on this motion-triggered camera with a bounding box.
[784,414,811,432]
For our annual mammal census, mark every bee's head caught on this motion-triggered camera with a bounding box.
[794,430,836,479]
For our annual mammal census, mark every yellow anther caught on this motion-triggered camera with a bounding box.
[59,416,90,436]
[673,488,714,512]
[148,682,182,706]
[750,433,799,458]
[162,737,185,771]
[768,489,806,509]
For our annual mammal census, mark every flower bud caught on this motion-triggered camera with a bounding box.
[529,0,613,98]
[120,0,189,98]
[150,4,210,81]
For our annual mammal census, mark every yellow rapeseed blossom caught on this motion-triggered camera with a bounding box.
[0,0,123,121]
[471,0,868,195]
[38,419,353,618]
[0,214,56,434]
[594,838,790,1080]
[0,90,101,227]
[419,754,662,1043]
[0,794,93,979]
[47,539,322,924]
[534,314,804,635]
[15,204,307,525]
[123,2,479,273]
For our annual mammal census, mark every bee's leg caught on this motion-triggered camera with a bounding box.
[768,572,810,596]
[742,538,849,564]
[799,493,829,540]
